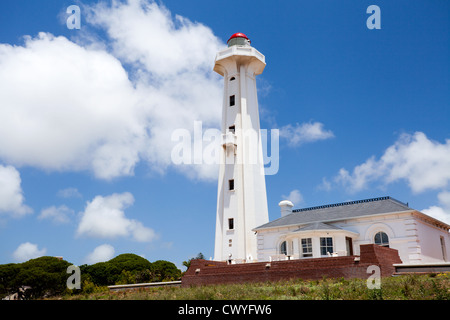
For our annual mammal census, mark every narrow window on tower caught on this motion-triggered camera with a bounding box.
[228,179,235,191]
[228,125,235,134]
[229,76,236,81]
[228,218,234,230]
[229,95,235,106]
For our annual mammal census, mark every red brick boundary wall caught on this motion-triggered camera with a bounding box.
[181,244,401,287]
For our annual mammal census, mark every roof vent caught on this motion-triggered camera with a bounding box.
[279,200,294,217]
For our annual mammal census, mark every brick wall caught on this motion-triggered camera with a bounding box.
[181,244,402,287]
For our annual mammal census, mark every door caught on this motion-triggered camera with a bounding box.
[345,237,354,256]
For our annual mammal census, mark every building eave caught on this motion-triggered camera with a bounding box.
[253,209,416,232]
[287,228,359,238]
[412,210,450,231]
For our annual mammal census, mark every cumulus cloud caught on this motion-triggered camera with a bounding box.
[0,165,32,217]
[437,191,450,208]
[0,0,224,181]
[13,242,47,262]
[57,188,82,199]
[279,122,334,147]
[38,205,74,224]
[422,206,450,225]
[331,132,450,194]
[85,0,223,78]
[84,244,115,264]
[84,0,224,181]
[281,189,303,205]
[76,192,156,242]
[422,191,450,225]
[0,32,142,179]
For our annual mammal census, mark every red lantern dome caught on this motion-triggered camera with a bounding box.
[227,32,249,43]
[227,33,251,47]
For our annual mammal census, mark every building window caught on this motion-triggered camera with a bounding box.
[228,125,235,134]
[228,179,234,191]
[280,241,287,255]
[320,237,333,256]
[228,239,232,247]
[229,95,235,106]
[374,231,389,247]
[228,218,234,230]
[230,76,236,81]
[440,236,447,261]
[301,238,313,258]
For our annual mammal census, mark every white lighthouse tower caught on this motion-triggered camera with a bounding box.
[213,33,269,262]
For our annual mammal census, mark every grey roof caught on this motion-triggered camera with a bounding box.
[255,196,412,230]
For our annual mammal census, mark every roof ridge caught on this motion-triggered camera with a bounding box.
[294,222,343,232]
[292,196,408,213]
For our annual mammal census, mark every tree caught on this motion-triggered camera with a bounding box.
[182,252,205,270]
[151,260,181,281]
[80,253,153,286]
[0,253,183,298]
[0,263,20,299]
[0,257,71,299]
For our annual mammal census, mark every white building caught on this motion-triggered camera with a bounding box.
[254,196,450,265]
[212,33,450,266]
[213,33,269,262]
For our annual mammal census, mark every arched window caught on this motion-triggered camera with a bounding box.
[280,241,287,255]
[230,76,236,81]
[374,231,389,247]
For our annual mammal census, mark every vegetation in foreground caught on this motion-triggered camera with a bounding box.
[0,254,182,300]
[2,252,449,300]
[60,273,450,300]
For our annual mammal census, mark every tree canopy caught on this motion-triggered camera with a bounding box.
[182,252,205,270]
[0,254,182,299]
[0,256,71,299]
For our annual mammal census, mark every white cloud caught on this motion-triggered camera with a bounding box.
[437,190,450,208]
[332,132,450,194]
[422,191,450,225]
[76,192,156,242]
[0,165,32,217]
[85,0,223,78]
[13,242,47,262]
[84,244,115,264]
[422,206,450,225]
[38,205,74,224]
[281,189,303,205]
[279,122,334,147]
[0,0,224,181]
[0,32,142,180]
[57,188,82,199]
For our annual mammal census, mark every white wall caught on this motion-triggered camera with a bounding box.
[256,211,450,264]
[416,219,450,263]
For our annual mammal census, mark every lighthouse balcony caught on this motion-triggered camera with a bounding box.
[222,132,237,149]
[215,45,265,63]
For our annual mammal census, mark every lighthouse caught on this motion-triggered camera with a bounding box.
[213,33,269,262]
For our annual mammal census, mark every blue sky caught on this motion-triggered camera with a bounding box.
[0,0,449,269]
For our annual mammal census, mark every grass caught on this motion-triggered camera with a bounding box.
[57,273,450,300]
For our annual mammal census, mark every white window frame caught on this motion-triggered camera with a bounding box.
[320,237,333,256]
[301,238,313,258]
[374,231,389,247]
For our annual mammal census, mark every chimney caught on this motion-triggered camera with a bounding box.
[279,200,294,217]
